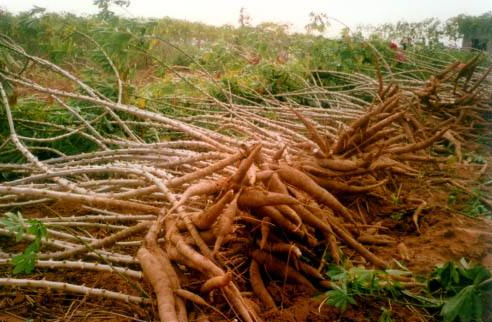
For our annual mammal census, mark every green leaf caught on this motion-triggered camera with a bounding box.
[322,283,357,311]
[27,219,47,239]
[0,211,26,242]
[401,290,443,307]
[433,262,460,291]
[351,267,379,288]
[378,307,393,322]
[7,219,46,275]
[441,285,483,322]
[461,266,490,286]
[326,265,348,281]
[11,242,40,274]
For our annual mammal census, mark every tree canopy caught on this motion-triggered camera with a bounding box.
[446,11,492,40]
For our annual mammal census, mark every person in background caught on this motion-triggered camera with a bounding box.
[389,41,407,63]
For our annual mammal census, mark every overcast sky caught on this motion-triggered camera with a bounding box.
[0,0,490,33]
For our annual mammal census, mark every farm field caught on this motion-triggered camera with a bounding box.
[0,5,491,322]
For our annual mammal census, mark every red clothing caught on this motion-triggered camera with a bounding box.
[396,51,406,62]
[389,42,406,62]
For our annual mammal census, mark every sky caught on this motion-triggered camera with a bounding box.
[0,0,490,34]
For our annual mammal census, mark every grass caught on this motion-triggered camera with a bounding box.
[446,186,490,219]
[463,195,489,218]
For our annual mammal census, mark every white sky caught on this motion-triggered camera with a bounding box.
[0,0,490,34]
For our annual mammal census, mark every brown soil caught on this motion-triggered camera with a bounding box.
[376,211,492,274]
[261,296,428,322]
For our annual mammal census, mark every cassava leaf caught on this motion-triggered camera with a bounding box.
[459,265,490,286]
[350,267,380,291]
[0,211,26,241]
[430,261,461,292]
[327,265,348,281]
[2,215,48,275]
[441,285,483,322]
[322,283,356,311]
[27,219,48,239]
[11,242,40,274]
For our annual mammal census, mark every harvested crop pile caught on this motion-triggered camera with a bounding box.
[0,34,491,322]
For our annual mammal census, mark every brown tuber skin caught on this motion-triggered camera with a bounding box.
[193,190,234,230]
[200,272,233,294]
[307,205,387,268]
[277,165,356,224]
[238,188,298,208]
[137,248,180,322]
[249,260,277,311]
[230,144,263,185]
[259,217,272,249]
[311,176,388,193]
[213,193,239,254]
[175,289,208,306]
[257,206,305,238]
[290,106,329,155]
[169,179,227,215]
[267,172,289,195]
[317,158,366,172]
[251,249,316,291]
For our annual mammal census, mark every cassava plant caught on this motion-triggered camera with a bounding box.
[0,211,47,274]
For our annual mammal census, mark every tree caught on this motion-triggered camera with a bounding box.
[93,0,130,19]
[362,18,443,46]
[305,12,330,35]
[445,12,492,41]
[238,7,251,27]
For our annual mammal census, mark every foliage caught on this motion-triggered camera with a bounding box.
[322,282,357,311]
[94,0,131,20]
[360,12,492,49]
[320,265,408,311]
[464,153,486,164]
[0,211,48,274]
[238,7,251,27]
[446,12,492,40]
[0,98,103,164]
[0,211,27,241]
[390,211,405,221]
[320,261,491,321]
[463,194,489,218]
[0,8,488,167]
[1,7,484,96]
[429,260,491,322]
[378,307,394,322]
[445,187,489,219]
[305,12,330,34]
